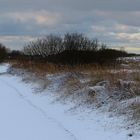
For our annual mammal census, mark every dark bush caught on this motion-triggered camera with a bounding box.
[22,33,129,65]
[0,43,8,62]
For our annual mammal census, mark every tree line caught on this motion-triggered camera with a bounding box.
[23,33,100,57]
[0,33,135,65]
[22,33,128,65]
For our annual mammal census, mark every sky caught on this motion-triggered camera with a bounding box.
[0,0,140,53]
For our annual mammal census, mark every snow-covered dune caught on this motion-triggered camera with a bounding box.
[0,64,139,140]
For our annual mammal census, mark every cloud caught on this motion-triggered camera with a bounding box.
[0,10,61,36]
[0,35,37,50]
[0,0,140,52]
[6,10,61,26]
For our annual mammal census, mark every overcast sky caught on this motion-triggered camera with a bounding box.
[0,0,140,53]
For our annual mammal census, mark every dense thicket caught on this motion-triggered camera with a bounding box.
[23,33,99,57]
[22,33,129,65]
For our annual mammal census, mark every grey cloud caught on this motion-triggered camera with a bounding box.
[0,0,140,52]
[1,0,140,12]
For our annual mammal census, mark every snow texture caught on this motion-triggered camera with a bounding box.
[0,63,139,140]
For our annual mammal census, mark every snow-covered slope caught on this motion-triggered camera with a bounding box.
[0,64,76,140]
[0,63,139,140]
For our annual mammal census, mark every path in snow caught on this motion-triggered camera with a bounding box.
[0,68,76,140]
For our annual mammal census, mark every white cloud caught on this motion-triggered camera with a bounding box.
[116,33,140,40]
[1,10,61,27]
[0,35,37,50]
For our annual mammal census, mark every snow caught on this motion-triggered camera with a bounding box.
[0,63,139,140]
[118,56,140,63]
[0,65,75,140]
[0,63,9,73]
